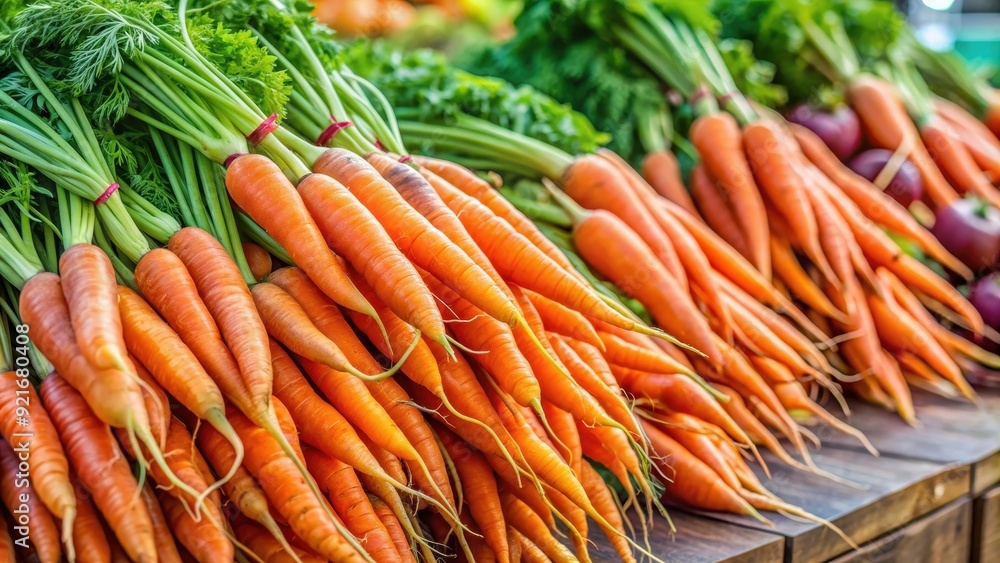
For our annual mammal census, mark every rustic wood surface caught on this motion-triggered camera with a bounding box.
[973,485,1000,563]
[827,499,971,563]
[818,389,1000,494]
[584,512,785,563]
[684,447,970,563]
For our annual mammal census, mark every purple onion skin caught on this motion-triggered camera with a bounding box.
[931,198,1000,271]
[848,149,924,207]
[786,104,861,161]
[970,272,1000,332]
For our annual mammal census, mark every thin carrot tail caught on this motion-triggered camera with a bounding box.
[741,491,858,550]
[61,508,77,563]
[346,329,422,382]
[256,513,303,563]
[132,425,211,521]
[197,411,245,512]
[435,393,525,487]
[801,401,879,457]
[518,316,571,378]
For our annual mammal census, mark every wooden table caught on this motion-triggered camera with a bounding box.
[585,389,1000,562]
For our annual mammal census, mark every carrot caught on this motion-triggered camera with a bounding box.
[133,246,259,420]
[847,76,960,208]
[138,483,183,563]
[369,496,414,563]
[19,273,150,432]
[791,123,971,279]
[254,282,414,381]
[435,423,511,563]
[512,528,552,563]
[233,518,325,563]
[312,149,518,328]
[642,149,699,217]
[688,163,752,260]
[118,286,242,497]
[40,374,156,562]
[0,438,60,563]
[241,241,274,280]
[427,171,639,340]
[58,243,129,373]
[419,274,542,409]
[936,98,1000,151]
[744,119,836,286]
[650,415,742,492]
[499,490,577,563]
[867,289,975,400]
[193,422,294,557]
[223,155,379,322]
[297,171,447,347]
[565,206,719,362]
[597,330,700,379]
[524,289,604,351]
[548,337,638,440]
[580,463,635,563]
[158,492,232,563]
[413,156,581,272]
[297,353,414,461]
[70,476,111,563]
[749,356,877,454]
[303,446,403,563]
[818,183,985,334]
[563,153,688,289]
[0,372,76,556]
[923,118,1000,206]
[601,150,734,340]
[691,112,770,275]
[224,404,368,562]
[770,235,847,321]
[643,422,764,520]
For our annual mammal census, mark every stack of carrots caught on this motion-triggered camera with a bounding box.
[1,0,999,561]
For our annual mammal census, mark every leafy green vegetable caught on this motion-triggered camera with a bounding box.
[717,38,787,109]
[346,41,610,158]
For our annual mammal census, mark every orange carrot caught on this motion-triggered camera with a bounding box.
[369,496,414,563]
[923,117,1000,206]
[58,243,129,373]
[847,76,960,208]
[688,163,752,261]
[581,462,635,563]
[744,120,835,286]
[254,281,412,381]
[40,374,156,562]
[303,446,403,563]
[19,273,150,432]
[0,372,75,556]
[138,483,183,563]
[70,476,110,563]
[158,492,232,562]
[568,207,720,362]
[233,518,326,563]
[642,149,699,218]
[312,148,518,328]
[563,153,688,288]
[643,422,762,519]
[792,123,971,278]
[435,423,511,563]
[524,289,604,351]
[242,241,273,280]
[297,171,447,346]
[224,155,379,319]
[413,156,581,275]
[691,112,770,275]
[225,405,367,562]
[0,439,61,563]
[769,235,847,321]
[499,490,577,563]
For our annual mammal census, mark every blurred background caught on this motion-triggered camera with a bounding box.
[310,0,1000,77]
